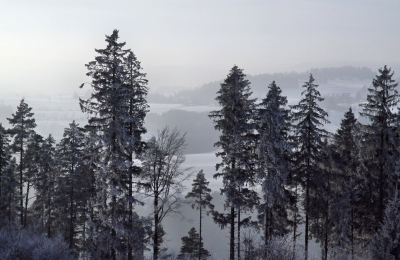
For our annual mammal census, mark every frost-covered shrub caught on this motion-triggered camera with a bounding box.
[0,222,74,260]
[369,191,400,260]
[240,227,315,260]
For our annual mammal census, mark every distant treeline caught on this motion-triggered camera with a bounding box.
[148,66,375,105]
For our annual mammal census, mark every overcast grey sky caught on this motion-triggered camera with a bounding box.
[1,0,400,95]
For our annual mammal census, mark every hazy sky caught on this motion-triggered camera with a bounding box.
[1,0,400,95]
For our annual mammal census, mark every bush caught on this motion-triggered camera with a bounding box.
[0,221,74,260]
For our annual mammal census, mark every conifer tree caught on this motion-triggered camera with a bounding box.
[7,99,37,226]
[22,132,43,226]
[256,81,292,241]
[309,138,333,260]
[330,108,363,258]
[123,50,148,260]
[359,65,399,235]
[1,158,18,225]
[31,134,56,236]
[290,74,330,259]
[178,227,211,260]
[186,170,214,260]
[54,121,87,252]
[80,126,102,256]
[370,189,400,260]
[79,29,146,259]
[209,65,259,260]
[0,123,13,226]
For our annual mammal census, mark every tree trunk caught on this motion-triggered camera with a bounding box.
[153,193,159,260]
[128,171,133,260]
[48,189,51,237]
[293,180,299,259]
[24,180,30,226]
[128,109,134,260]
[305,175,309,260]
[111,194,116,260]
[230,205,235,260]
[199,194,202,260]
[69,175,74,249]
[237,205,241,260]
[20,142,23,226]
[351,205,354,260]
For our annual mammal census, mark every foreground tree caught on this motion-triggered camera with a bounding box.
[31,134,55,236]
[370,189,400,260]
[7,99,37,226]
[209,65,259,260]
[54,121,87,252]
[23,133,43,226]
[256,81,292,241]
[290,74,330,259]
[329,108,363,258]
[0,123,14,226]
[359,65,399,236]
[79,29,146,259]
[140,127,191,260]
[123,50,149,260]
[186,170,214,260]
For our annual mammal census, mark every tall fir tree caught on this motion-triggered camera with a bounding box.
[209,65,259,260]
[54,121,87,252]
[23,133,43,226]
[7,99,37,226]
[290,74,330,259]
[31,134,56,237]
[0,123,13,226]
[255,81,292,242]
[123,50,148,260]
[186,170,214,260]
[359,65,399,236]
[79,30,146,259]
[329,108,364,258]
[81,126,102,256]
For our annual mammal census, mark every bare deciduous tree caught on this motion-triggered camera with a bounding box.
[139,126,192,260]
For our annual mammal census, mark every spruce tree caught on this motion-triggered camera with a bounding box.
[209,65,259,260]
[256,81,292,241]
[80,126,102,256]
[359,65,399,235]
[1,158,18,225]
[290,74,330,259]
[54,121,87,252]
[186,170,214,260]
[31,134,56,237]
[79,29,146,259]
[0,123,13,226]
[22,132,43,226]
[370,189,400,260]
[7,99,37,226]
[178,227,211,260]
[123,50,148,260]
[330,108,363,258]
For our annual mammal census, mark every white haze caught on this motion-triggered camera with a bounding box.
[1,0,400,95]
